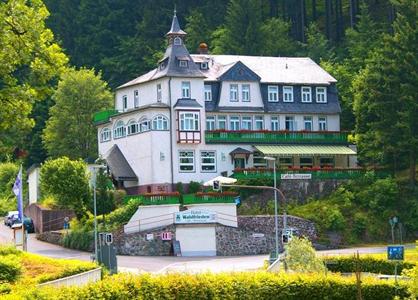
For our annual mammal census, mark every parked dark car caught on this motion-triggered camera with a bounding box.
[4,211,18,227]
[11,215,35,233]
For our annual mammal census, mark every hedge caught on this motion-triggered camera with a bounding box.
[324,256,416,275]
[62,230,94,251]
[6,272,411,300]
[0,254,22,283]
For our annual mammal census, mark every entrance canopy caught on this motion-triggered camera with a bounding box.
[255,145,356,156]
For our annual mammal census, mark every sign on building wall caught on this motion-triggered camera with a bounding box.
[174,209,217,224]
[280,173,312,180]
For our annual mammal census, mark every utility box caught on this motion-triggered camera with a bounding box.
[98,232,118,274]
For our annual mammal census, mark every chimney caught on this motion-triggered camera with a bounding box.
[198,42,208,54]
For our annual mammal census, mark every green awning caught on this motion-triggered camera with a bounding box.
[255,145,356,156]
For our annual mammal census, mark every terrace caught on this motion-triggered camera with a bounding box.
[93,109,119,125]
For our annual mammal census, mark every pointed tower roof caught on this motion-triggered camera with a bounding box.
[166,9,186,36]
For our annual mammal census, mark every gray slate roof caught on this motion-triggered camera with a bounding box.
[174,98,202,108]
[105,145,137,181]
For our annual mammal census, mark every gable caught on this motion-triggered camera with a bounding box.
[218,61,261,82]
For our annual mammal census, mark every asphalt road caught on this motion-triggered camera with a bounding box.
[1,220,414,273]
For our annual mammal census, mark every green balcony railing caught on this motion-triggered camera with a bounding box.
[124,193,181,206]
[205,130,349,144]
[232,168,389,180]
[93,109,119,125]
[183,193,238,205]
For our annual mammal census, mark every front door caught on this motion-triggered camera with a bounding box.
[234,158,245,169]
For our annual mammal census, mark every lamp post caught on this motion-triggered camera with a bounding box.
[92,164,107,262]
[264,156,279,259]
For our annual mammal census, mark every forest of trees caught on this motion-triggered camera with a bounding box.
[0,0,416,183]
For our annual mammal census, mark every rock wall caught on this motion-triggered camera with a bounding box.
[36,231,63,246]
[216,215,316,256]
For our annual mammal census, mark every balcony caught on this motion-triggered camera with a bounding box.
[232,168,389,180]
[205,130,349,145]
[183,192,238,205]
[93,109,119,125]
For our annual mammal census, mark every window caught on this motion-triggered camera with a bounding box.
[271,116,279,131]
[241,116,252,130]
[179,151,194,172]
[316,87,327,103]
[230,116,240,131]
[139,119,150,132]
[157,84,162,102]
[174,37,182,45]
[181,81,191,98]
[320,157,335,168]
[318,117,327,131]
[100,128,111,142]
[301,87,312,103]
[217,116,227,130]
[229,84,238,102]
[134,90,139,108]
[113,120,126,138]
[268,86,278,102]
[180,112,199,131]
[206,116,215,130]
[242,84,250,102]
[204,85,212,101]
[283,86,293,102]
[200,62,208,70]
[122,95,128,111]
[127,119,139,135]
[300,157,313,168]
[285,116,296,131]
[201,151,216,172]
[254,116,264,130]
[253,152,267,168]
[179,60,188,68]
[152,115,169,130]
[279,157,293,168]
[303,116,313,131]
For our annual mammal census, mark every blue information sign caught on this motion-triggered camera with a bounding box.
[387,245,404,261]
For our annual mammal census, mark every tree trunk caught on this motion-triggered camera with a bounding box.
[409,150,416,186]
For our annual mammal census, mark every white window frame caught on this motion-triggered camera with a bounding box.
[254,116,264,130]
[181,81,191,98]
[152,115,169,130]
[174,37,182,45]
[134,90,139,108]
[283,86,294,102]
[271,116,279,131]
[204,84,212,101]
[318,117,327,131]
[139,118,151,132]
[100,128,111,142]
[316,87,327,103]
[201,151,216,173]
[217,115,227,130]
[303,116,313,131]
[180,112,199,131]
[241,116,252,130]
[179,60,188,68]
[285,116,296,131]
[127,119,139,135]
[229,84,238,102]
[268,85,279,102]
[179,150,195,172]
[206,116,215,131]
[301,86,312,103]
[122,95,128,111]
[253,152,267,168]
[229,116,240,131]
[157,84,162,102]
[242,84,250,102]
[113,120,126,139]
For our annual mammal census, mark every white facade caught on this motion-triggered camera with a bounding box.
[27,167,40,204]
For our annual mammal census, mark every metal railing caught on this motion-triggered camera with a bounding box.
[205,130,349,144]
[183,193,238,204]
[124,194,181,206]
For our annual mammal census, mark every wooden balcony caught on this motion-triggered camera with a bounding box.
[177,130,201,144]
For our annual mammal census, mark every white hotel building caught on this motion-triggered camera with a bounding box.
[95,13,356,194]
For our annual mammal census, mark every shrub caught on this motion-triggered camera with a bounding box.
[0,246,21,256]
[188,181,201,193]
[0,255,22,283]
[324,256,415,275]
[175,182,184,194]
[285,236,326,273]
[62,230,93,251]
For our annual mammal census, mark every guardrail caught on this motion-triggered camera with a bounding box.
[37,268,101,288]
[205,130,349,144]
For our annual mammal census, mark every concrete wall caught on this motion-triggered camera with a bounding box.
[176,225,216,256]
[27,167,40,204]
[38,268,101,288]
[184,203,237,227]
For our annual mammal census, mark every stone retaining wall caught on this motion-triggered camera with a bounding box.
[36,231,63,246]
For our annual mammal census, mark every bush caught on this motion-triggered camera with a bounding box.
[285,237,326,273]
[8,272,411,300]
[176,182,184,194]
[188,181,201,193]
[0,246,21,256]
[0,255,22,283]
[324,256,415,275]
[62,230,93,251]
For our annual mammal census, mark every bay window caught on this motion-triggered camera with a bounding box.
[180,112,199,131]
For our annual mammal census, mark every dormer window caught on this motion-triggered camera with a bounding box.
[200,62,208,70]
[179,60,188,68]
[174,37,182,45]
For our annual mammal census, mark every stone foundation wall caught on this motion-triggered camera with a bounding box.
[36,231,63,246]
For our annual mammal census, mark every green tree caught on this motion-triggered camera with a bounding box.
[353,0,418,184]
[301,22,334,63]
[260,18,296,56]
[43,68,113,160]
[0,0,68,154]
[185,10,211,53]
[285,236,326,273]
[87,169,115,218]
[40,157,90,219]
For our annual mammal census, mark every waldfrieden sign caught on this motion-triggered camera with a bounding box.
[174,209,217,224]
